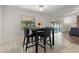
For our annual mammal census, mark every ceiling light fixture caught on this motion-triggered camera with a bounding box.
[37,5,45,11]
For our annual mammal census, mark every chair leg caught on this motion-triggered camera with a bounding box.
[25,36,29,52]
[31,36,33,44]
[23,37,26,47]
[49,36,52,50]
[35,34,39,53]
[43,37,46,53]
[40,37,43,42]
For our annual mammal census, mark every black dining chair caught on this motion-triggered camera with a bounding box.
[37,27,52,52]
[23,28,35,52]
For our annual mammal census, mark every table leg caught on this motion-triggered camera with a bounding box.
[52,29,54,46]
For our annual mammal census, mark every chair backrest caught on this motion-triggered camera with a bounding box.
[24,28,29,37]
[44,27,51,37]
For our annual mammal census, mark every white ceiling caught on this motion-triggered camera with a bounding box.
[8,5,79,17]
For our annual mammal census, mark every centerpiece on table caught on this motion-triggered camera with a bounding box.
[38,22,42,28]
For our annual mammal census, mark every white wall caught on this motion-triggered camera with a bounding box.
[2,6,51,41]
[60,16,77,32]
[0,6,2,40]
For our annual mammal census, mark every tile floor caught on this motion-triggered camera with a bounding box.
[0,32,79,53]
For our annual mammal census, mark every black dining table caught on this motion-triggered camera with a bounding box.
[31,27,54,53]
